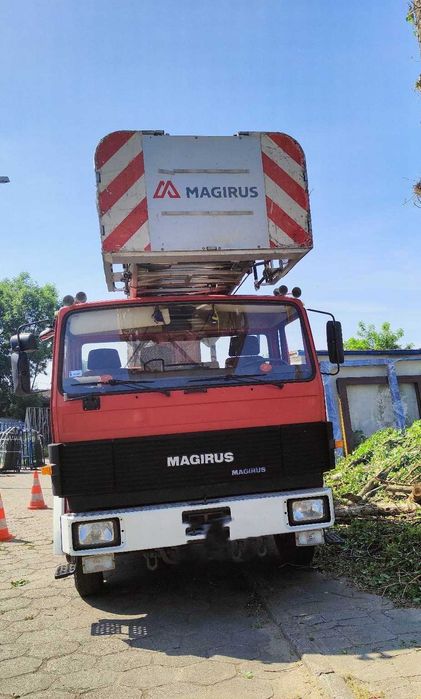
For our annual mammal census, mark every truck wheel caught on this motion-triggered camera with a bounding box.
[74,559,104,597]
[274,533,315,566]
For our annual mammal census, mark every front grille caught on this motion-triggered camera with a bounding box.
[56,441,114,495]
[50,422,334,512]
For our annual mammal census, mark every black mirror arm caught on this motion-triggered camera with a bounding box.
[322,364,341,377]
[307,308,341,376]
[16,318,52,348]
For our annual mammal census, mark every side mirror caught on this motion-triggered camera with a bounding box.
[11,351,32,395]
[326,321,344,365]
[10,332,38,352]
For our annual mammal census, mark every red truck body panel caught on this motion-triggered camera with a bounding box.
[53,383,325,443]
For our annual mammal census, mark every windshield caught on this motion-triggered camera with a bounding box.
[61,301,315,396]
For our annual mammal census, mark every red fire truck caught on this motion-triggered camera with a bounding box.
[11,131,343,597]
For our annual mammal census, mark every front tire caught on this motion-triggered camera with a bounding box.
[74,559,104,597]
[274,533,315,566]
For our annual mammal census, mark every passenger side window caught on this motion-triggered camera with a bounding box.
[282,317,311,371]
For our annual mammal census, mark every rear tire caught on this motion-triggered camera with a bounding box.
[74,559,104,597]
[274,533,315,566]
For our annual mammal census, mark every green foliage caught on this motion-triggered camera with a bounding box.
[406,2,421,90]
[10,578,29,587]
[243,671,254,680]
[322,423,421,606]
[326,422,421,498]
[406,5,415,25]
[0,273,58,418]
[344,321,413,351]
[316,520,421,606]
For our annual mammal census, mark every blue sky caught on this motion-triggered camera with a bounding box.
[1,1,420,348]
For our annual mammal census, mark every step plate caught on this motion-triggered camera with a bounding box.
[54,562,76,579]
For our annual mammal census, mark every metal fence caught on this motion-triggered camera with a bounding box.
[0,418,23,432]
[25,407,51,447]
[0,422,45,472]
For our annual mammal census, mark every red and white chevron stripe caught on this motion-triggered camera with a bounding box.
[95,131,151,253]
[261,133,311,249]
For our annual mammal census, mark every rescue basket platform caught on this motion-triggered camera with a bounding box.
[95,131,313,296]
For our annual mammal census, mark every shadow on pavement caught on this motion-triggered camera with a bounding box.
[84,553,299,665]
[83,550,421,677]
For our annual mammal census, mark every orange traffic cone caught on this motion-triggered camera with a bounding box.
[28,470,48,510]
[0,492,15,541]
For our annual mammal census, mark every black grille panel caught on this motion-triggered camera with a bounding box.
[59,441,114,495]
[50,422,334,512]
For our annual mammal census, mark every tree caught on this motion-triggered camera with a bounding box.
[0,273,59,419]
[407,1,421,90]
[406,4,421,206]
[344,321,414,351]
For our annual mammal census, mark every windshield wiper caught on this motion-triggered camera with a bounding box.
[72,378,154,386]
[186,374,284,388]
[105,379,171,396]
[70,379,171,397]
[225,374,284,388]
[65,391,101,402]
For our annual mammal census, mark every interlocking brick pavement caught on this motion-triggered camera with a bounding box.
[1,472,420,699]
[250,557,421,698]
[0,473,322,699]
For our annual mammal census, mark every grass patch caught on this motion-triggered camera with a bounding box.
[344,675,384,699]
[243,671,254,680]
[10,578,29,588]
[320,422,421,606]
[315,519,421,606]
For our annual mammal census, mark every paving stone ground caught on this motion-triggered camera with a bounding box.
[0,472,420,699]
[247,553,421,698]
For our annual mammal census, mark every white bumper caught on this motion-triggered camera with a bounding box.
[59,487,334,556]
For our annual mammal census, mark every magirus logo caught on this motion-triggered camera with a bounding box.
[153,180,259,200]
[232,467,266,476]
[167,452,234,467]
[153,180,181,199]
[186,185,258,199]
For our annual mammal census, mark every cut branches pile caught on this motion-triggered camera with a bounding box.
[326,421,421,521]
[317,422,420,605]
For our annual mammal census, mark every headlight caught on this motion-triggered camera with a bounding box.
[288,497,329,526]
[72,519,120,550]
